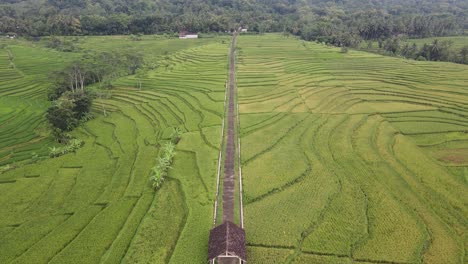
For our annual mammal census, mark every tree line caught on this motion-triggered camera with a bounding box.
[368,38,468,64]
[0,0,466,37]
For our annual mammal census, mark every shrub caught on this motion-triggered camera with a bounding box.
[45,36,78,52]
[49,138,84,158]
[150,142,177,190]
[170,127,183,144]
[0,164,15,174]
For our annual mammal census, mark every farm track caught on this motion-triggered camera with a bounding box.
[222,30,240,223]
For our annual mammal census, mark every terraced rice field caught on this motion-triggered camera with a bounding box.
[237,34,468,263]
[0,36,229,262]
[1,33,467,264]
[0,43,77,166]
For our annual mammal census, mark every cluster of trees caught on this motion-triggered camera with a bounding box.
[295,10,465,48]
[47,91,92,135]
[48,49,144,100]
[374,38,468,64]
[46,49,145,140]
[0,0,466,37]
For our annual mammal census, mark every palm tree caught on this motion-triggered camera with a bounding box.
[460,46,468,64]
[430,39,441,61]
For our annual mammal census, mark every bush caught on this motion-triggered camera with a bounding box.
[417,55,427,61]
[0,164,15,174]
[49,138,84,158]
[45,36,78,52]
[150,142,177,190]
[171,127,183,144]
[340,46,349,53]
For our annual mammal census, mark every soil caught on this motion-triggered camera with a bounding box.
[222,30,239,223]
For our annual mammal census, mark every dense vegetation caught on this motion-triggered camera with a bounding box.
[355,36,468,64]
[1,0,466,37]
[237,34,467,263]
[45,44,145,139]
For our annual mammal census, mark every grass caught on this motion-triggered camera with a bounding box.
[405,36,468,51]
[237,34,468,264]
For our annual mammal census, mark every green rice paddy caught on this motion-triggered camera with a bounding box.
[0,33,466,263]
[0,36,229,263]
[237,34,467,264]
[0,42,77,166]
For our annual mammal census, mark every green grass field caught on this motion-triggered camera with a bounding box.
[405,36,468,51]
[358,35,468,60]
[0,36,229,263]
[237,34,467,264]
[0,33,466,263]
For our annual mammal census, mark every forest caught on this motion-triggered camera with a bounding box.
[1,0,467,38]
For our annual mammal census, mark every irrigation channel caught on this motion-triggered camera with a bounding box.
[210,29,246,264]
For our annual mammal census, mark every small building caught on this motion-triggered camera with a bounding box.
[6,33,17,39]
[179,31,198,39]
[208,221,246,264]
[240,28,248,33]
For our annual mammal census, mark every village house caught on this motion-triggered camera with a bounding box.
[5,33,17,39]
[208,221,246,264]
[179,31,198,39]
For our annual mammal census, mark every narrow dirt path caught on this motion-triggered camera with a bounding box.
[222,30,239,223]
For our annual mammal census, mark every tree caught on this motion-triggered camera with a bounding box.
[383,37,400,54]
[460,46,468,64]
[419,43,432,60]
[47,98,78,132]
[65,91,92,119]
[124,51,144,75]
[429,39,442,61]
[135,68,145,90]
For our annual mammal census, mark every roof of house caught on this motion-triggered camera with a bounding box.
[179,31,198,37]
[208,221,246,261]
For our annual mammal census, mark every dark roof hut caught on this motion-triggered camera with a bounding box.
[208,221,246,263]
